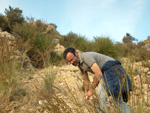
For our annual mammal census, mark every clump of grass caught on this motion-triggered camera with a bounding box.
[44,71,56,93]
[29,33,56,68]
[92,37,121,59]
[13,22,57,68]
[59,32,92,52]
[49,52,63,66]
[9,87,27,101]
[0,35,24,112]
[0,35,38,113]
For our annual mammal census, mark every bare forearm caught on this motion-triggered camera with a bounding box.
[83,80,89,93]
[90,63,103,90]
[82,71,90,93]
[91,74,102,89]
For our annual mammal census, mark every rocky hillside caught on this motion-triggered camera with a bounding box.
[0,31,34,71]
[0,30,150,112]
[139,38,150,51]
[13,58,150,112]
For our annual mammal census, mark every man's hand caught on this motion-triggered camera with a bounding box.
[87,90,94,97]
[84,90,94,100]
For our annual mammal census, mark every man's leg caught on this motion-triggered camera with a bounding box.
[96,83,131,113]
[113,94,130,113]
[96,80,108,113]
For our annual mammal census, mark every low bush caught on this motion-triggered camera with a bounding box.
[59,32,92,52]
[92,37,121,59]
[0,14,10,32]
[27,34,56,68]
[13,22,57,68]
[49,52,63,66]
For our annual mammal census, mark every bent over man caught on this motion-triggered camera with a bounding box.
[63,47,132,113]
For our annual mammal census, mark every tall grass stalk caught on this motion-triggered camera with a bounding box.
[0,35,38,112]
[0,36,21,112]
[121,57,150,113]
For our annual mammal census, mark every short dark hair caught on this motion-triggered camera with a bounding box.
[63,47,76,59]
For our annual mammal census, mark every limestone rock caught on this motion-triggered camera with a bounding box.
[147,71,150,75]
[46,24,55,33]
[144,68,149,73]
[0,31,34,71]
[54,43,65,55]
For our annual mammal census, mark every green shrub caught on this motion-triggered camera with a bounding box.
[115,42,137,58]
[44,71,55,93]
[49,52,63,65]
[35,19,47,32]
[34,34,54,52]
[9,87,27,101]
[0,37,18,90]
[27,34,56,68]
[59,32,74,48]
[13,22,37,42]
[118,41,150,61]
[122,33,138,43]
[72,35,92,52]
[0,35,24,111]
[0,14,9,31]
[4,6,24,32]
[59,32,91,52]
[13,22,57,68]
[92,37,120,59]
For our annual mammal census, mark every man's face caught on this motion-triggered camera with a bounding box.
[66,52,79,66]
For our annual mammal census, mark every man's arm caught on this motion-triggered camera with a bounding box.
[86,62,103,99]
[90,63,103,90]
[82,71,90,93]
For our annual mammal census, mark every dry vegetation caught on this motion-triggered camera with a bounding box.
[0,6,150,113]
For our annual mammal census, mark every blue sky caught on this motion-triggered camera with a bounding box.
[0,0,149,43]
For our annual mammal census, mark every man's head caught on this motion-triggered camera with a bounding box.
[63,47,79,66]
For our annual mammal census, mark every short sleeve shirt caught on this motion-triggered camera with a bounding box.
[78,52,115,73]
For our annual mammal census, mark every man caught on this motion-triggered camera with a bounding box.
[63,47,132,113]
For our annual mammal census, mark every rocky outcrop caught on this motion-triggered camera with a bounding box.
[54,43,65,55]
[46,24,55,33]
[32,58,150,112]
[0,31,34,71]
[138,39,150,51]
[5,56,150,112]
[1,31,149,112]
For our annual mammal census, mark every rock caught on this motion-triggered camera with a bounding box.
[54,43,65,55]
[46,24,55,33]
[134,75,141,88]
[0,31,34,71]
[135,62,143,66]
[141,76,147,83]
[147,76,150,84]
[147,71,150,75]
[144,68,149,73]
